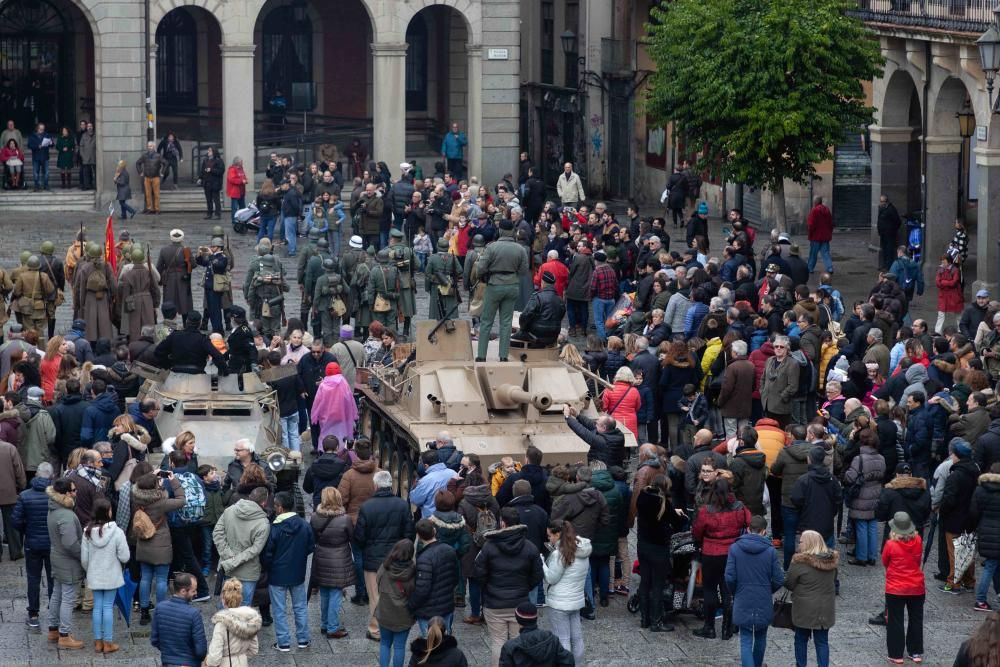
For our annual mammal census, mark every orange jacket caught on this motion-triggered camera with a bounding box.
[754,418,788,467]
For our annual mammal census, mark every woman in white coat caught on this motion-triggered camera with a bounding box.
[80,498,130,654]
[542,519,592,664]
[204,578,262,667]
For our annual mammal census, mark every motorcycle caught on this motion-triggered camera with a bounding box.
[906,212,923,264]
[233,202,261,235]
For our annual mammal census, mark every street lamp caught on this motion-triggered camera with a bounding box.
[977,4,1000,112]
[560,30,577,57]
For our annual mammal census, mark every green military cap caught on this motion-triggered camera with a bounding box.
[40,241,55,255]
[210,225,225,237]
[131,247,145,263]
[366,245,376,256]
[307,229,322,241]
[389,228,404,239]
[437,237,450,251]
[86,242,102,258]
[317,238,329,249]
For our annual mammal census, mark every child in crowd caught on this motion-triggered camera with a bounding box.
[198,464,225,578]
[413,226,432,272]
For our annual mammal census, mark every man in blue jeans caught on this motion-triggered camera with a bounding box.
[408,519,459,636]
[262,491,314,652]
[11,462,52,630]
[280,173,304,257]
[769,424,812,569]
[725,515,784,667]
[590,250,618,341]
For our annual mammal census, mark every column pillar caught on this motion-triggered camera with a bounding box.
[466,44,483,181]
[974,147,1000,293]
[221,44,256,177]
[868,125,918,246]
[371,42,407,173]
[924,135,962,287]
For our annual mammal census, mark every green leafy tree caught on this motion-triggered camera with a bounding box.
[646,0,883,230]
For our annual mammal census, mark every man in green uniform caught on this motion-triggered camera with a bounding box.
[297,228,322,320]
[251,253,288,338]
[12,255,55,336]
[388,228,416,338]
[340,235,366,330]
[426,237,461,321]
[304,238,332,338]
[475,219,529,361]
[351,246,375,339]
[366,248,399,331]
[38,241,65,338]
[312,259,346,346]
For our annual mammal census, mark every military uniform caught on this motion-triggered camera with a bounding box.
[155,230,194,318]
[339,236,366,327]
[312,260,346,346]
[367,248,400,331]
[475,229,529,361]
[11,256,55,336]
[202,225,235,329]
[72,244,116,342]
[9,251,29,322]
[388,228,416,337]
[227,306,257,375]
[117,247,160,341]
[243,240,272,309]
[297,229,322,321]
[195,239,228,333]
[0,264,14,336]
[304,239,332,337]
[250,254,288,338]
[351,247,375,337]
[38,242,65,338]
[426,238,461,320]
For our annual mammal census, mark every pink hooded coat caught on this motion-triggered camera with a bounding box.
[310,372,358,447]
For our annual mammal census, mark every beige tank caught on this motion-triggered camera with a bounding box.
[356,319,637,496]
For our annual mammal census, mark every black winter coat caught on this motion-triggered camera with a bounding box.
[940,459,981,535]
[473,525,543,610]
[565,414,625,468]
[875,475,932,531]
[971,472,1000,559]
[354,489,415,571]
[47,393,87,464]
[407,635,468,667]
[974,420,1000,472]
[310,508,354,589]
[790,465,843,540]
[496,464,550,513]
[730,449,768,516]
[506,494,549,552]
[519,286,566,338]
[11,476,52,551]
[409,540,459,619]
[498,625,574,667]
[302,452,349,508]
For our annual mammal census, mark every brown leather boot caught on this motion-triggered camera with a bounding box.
[94,640,103,653]
[47,628,58,642]
[58,634,84,649]
[102,642,120,654]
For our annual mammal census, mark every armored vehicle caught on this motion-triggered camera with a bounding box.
[356,319,637,496]
[132,363,287,472]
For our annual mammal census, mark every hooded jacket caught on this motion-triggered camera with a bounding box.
[790,464,843,539]
[771,441,812,507]
[409,634,469,667]
[429,510,471,558]
[900,364,930,407]
[659,355,701,415]
[132,478,185,565]
[875,476,932,531]
[213,498,270,582]
[971,473,1000,559]
[338,458,381,523]
[375,559,416,632]
[354,487,415,571]
[80,390,121,446]
[542,536,592,612]
[692,497,751,556]
[204,606,261,667]
[496,464,551,513]
[309,507,355,589]
[882,535,924,596]
[940,458,982,535]
[724,532,784,627]
[81,521,130,590]
[262,512,315,587]
[498,624,574,667]
[473,525,543,610]
[409,539,460,620]
[457,484,500,577]
[785,550,839,629]
[588,470,624,556]
[975,419,1000,472]
[18,401,55,473]
[46,485,83,582]
[302,452,349,509]
[12,476,52,551]
[730,448,768,516]
[843,445,886,520]
[548,479,609,540]
[0,438,25,506]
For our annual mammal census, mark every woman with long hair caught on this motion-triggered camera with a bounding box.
[39,335,64,403]
[80,498,129,653]
[160,430,198,474]
[55,126,75,188]
[311,487,354,638]
[204,578,262,667]
[106,413,150,484]
[634,474,686,632]
[881,512,925,664]
[785,529,839,666]
[954,612,1000,666]
[691,477,751,640]
[659,340,701,450]
[113,159,136,219]
[408,615,467,666]
[542,520,590,662]
[131,472,185,624]
[255,179,280,242]
[375,539,416,667]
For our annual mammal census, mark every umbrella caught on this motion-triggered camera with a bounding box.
[114,570,138,627]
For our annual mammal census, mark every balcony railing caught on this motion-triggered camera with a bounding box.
[851,0,994,33]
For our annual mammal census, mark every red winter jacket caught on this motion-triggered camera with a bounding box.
[749,341,775,400]
[226,165,247,199]
[601,382,641,437]
[807,204,833,242]
[935,264,963,314]
[692,499,752,556]
[533,259,570,297]
[882,534,924,596]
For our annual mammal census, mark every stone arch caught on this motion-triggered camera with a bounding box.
[151,0,257,45]
[878,68,921,128]
[929,75,977,138]
[373,0,481,46]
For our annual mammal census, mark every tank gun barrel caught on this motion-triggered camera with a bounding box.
[496,384,553,411]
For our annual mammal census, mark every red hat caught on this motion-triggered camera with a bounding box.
[325,362,342,376]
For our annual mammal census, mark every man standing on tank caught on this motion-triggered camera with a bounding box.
[475,219,529,362]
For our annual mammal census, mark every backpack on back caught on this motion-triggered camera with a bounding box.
[132,507,160,540]
[170,472,206,526]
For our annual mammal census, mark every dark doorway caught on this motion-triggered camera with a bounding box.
[156,8,197,112]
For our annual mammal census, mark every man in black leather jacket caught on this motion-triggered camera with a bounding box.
[511,271,565,347]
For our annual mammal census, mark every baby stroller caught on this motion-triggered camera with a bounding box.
[627,531,701,618]
[232,202,261,234]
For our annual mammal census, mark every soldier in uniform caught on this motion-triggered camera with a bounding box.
[304,238,331,339]
[464,234,485,337]
[0,257,14,342]
[226,305,257,379]
[10,251,31,322]
[154,312,227,375]
[36,242,65,338]
[351,246,375,339]
[297,228,323,321]
[155,302,179,342]
[244,239,272,312]
[64,228,86,286]
[367,248,400,331]
[195,237,229,333]
[117,246,160,341]
[339,235,366,330]
[203,225,236,330]
[11,255,55,337]
[251,254,288,338]
[475,218,529,362]
[72,242,116,343]
[312,259,346,346]
[387,228,416,338]
[156,229,194,319]
[426,237,461,321]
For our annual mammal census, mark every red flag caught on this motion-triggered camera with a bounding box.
[105,213,117,273]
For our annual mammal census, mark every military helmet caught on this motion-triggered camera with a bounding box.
[366,245,376,256]
[317,238,329,249]
[260,254,276,267]
[131,247,145,263]
[26,255,40,270]
[322,258,337,272]
[19,250,30,265]
[437,237,450,251]
[329,273,342,284]
[40,241,55,255]
[210,237,224,247]
[256,241,271,256]
[210,225,225,237]
[307,228,322,241]
[472,234,485,247]
[376,248,391,263]
[86,242,102,258]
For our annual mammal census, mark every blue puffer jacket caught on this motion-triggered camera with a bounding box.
[262,512,315,587]
[150,596,207,666]
[81,390,121,446]
[12,476,53,551]
[724,532,785,627]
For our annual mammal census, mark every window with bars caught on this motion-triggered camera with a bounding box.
[261,7,312,109]
[156,9,197,111]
